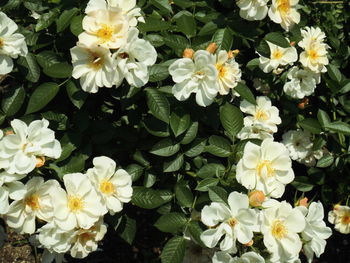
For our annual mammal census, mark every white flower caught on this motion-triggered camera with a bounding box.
[261,201,306,262]
[41,250,66,263]
[283,67,320,99]
[71,43,120,93]
[200,192,258,253]
[298,27,327,50]
[0,175,25,214]
[87,156,132,215]
[0,119,62,175]
[240,96,281,133]
[169,50,219,107]
[328,205,350,234]
[114,28,157,88]
[237,124,273,140]
[52,173,107,231]
[70,219,107,258]
[282,130,313,160]
[268,0,300,31]
[237,0,269,21]
[259,41,297,73]
[79,7,129,49]
[299,40,329,73]
[212,251,265,263]
[85,0,144,27]
[297,202,332,263]
[236,139,294,198]
[215,50,241,95]
[5,177,59,234]
[37,223,74,254]
[299,149,324,167]
[0,12,28,75]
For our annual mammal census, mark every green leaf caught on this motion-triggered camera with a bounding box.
[291,176,314,192]
[235,83,256,105]
[327,64,342,83]
[220,103,243,139]
[50,153,88,178]
[184,138,206,157]
[36,51,62,69]
[163,34,189,57]
[174,10,196,38]
[197,163,225,179]
[70,15,83,36]
[150,0,173,13]
[36,9,60,31]
[17,53,40,82]
[161,236,186,263]
[126,164,144,182]
[175,182,193,208]
[212,28,232,51]
[1,85,25,116]
[208,186,228,204]
[205,135,231,157]
[195,178,219,191]
[118,215,136,245]
[298,118,322,134]
[139,17,171,32]
[339,81,350,94]
[56,8,79,33]
[132,187,171,209]
[256,40,270,58]
[317,109,331,127]
[264,32,290,48]
[150,138,180,157]
[170,110,191,137]
[324,121,350,136]
[149,65,169,82]
[43,62,73,78]
[187,221,204,246]
[163,154,184,172]
[154,213,187,233]
[180,122,198,144]
[66,80,88,109]
[143,117,170,137]
[25,82,60,114]
[316,155,334,168]
[145,88,170,123]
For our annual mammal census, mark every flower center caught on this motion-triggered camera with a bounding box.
[25,194,40,210]
[254,110,269,121]
[307,49,319,61]
[88,52,104,70]
[21,142,33,153]
[99,180,115,195]
[341,214,350,225]
[227,217,238,228]
[194,71,205,80]
[68,196,84,212]
[271,219,288,239]
[216,64,227,79]
[256,160,275,177]
[271,50,283,60]
[0,38,4,48]
[278,0,291,14]
[96,24,114,43]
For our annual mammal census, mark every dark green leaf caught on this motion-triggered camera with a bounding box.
[1,85,25,116]
[174,10,196,38]
[163,154,184,172]
[180,122,198,144]
[145,88,170,123]
[66,80,88,109]
[195,178,219,191]
[208,186,228,204]
[56,8,79,33]
[220,103,243,139]
[17,53,40,82]
[150,138,180,157]
[298,118,322,134]
[175,182,193,207]
[212,28,232,51]
[170,110,191,137]
[161,236,186,263]
[43,62,72,78]
[324,121,350,136]
[132,187,171,209]
[235,83,256,105]
[264,32,290,48]
[154,213,187,233]
[25,82,60,114]
[205,135,231,157]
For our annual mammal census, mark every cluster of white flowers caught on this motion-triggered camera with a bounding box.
[237,0,300,31]
[169,44,242,107]
[282,129,324,166]
[237,96,281,140]
[0,120,132,261]
[257,27,329,99]
[200,191,332,262]
[0,12,28,75]
[70,0,157,93]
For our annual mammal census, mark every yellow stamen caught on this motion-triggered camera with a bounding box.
[307,49,319,60]
[271,50,283,60]
[278,0,291,14]
[216,64,227,79]
[99,180,115,195]
[88,51,104,70]
[256,160,275,177]
[68,196,84,212]
[341,214,350,225]
[25,194,40,210]
[255,110,269,121]
[35,156,46,168]
[0,38,3,48]
[271,219,288,239]
[96,24,114,43]
[228,217,238,228]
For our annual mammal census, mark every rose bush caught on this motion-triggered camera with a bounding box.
[0,0,349,262]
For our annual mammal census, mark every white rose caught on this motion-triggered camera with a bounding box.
[268,0,300,31]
